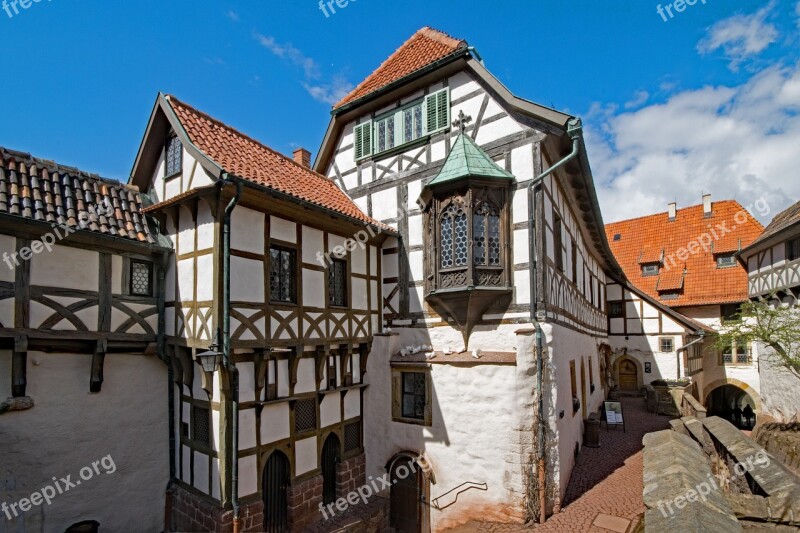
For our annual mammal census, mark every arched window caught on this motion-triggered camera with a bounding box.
[440,203,468,269]
[473,202,501,266]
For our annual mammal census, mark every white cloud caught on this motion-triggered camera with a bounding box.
[226,10,240,22]
[586,62,800,225]
[253,33,352,105]
[624,90,650,109]
[697,1,779,71]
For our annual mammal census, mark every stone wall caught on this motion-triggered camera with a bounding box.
[752,422,800,477]
[169,484,264,532]
[757,345,800,422]
[288,474,324,530]
[337,453,366,497]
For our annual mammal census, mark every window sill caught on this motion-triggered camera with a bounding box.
[165,171,182,181]
[359,133,442,164]
[392,416,431,427]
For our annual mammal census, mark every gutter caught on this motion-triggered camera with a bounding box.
[527,118,582,524]
[676,331,706,381]
[221,176,242,533]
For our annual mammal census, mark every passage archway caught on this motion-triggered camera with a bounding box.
[704,381,760,429]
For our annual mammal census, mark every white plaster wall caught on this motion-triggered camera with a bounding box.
[758,344,800,421]
[294,358,317,394]
[196,201,216,251]
[363,330,537,531]
[295,437,317,476]
[231,207,264,254]
[303,269,325,309]
[0,352,168,532]
[302,226,325,265]
[261,403,290,444]
[238,455,258,497]
[270,216,296,243]
[230,256,263,302]
[320,392,341,428]
[30,245,98,292]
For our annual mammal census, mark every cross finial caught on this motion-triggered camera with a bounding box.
[452,110,472,133]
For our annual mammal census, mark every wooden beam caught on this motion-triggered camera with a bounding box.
[89,340,107,393]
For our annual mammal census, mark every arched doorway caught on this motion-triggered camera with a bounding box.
[705,385,758,429]
[321,433,341,506]
[389,455,425,533]
[262,451,290,533]
[618,359,638,391]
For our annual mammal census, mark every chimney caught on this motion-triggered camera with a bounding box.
[668,202,677,221]
[703,193,712,217]
[293,147,311,168]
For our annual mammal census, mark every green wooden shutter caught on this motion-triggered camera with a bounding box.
[425,89,450,134]
[354,121,372,160]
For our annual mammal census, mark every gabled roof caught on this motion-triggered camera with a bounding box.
[159,95,379,227]
[743,199,800,252]
[333,27,467,110]
[426,132,514,187]
[606,200,764,308]
[0,148,159,245]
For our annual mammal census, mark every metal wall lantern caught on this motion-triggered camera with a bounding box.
[197,337,223,373]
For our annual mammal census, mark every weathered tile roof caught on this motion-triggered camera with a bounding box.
[606,201,764,307]
[165,95,380,227]
[749,199,800,247]
[0,148,156,244]
[333,27,467,109]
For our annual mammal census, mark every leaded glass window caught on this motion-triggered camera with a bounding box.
[166,136,182,176]
[130,260,152,296]
[270,246,296,303]
[328,258,347,307]
[440,204,467,269]
[473,203,501,266]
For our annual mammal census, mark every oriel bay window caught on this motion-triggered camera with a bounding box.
[419,129,514,346]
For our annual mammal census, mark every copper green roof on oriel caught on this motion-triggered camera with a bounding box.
[426,132,515,187]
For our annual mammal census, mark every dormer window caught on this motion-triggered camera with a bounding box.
[166,136,182,176]
[716,254,736,268]
[642,264,660,277]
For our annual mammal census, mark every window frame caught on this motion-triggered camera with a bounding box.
[641,263,660,277]
[191,405,211,448]
[719,341,752,366]
[716,254,737,269]
[438,202,469,271]
[721,303,742,323]
[608,301,625,318]
[553,212,564,272]
[269,245,298,304]
[128,258,154,297]
[327,257,348,308]
[165,135,183,178]
[659,337,675,353]
[391,367,432,426]
[472,201,502,268]
[787,237,800,262]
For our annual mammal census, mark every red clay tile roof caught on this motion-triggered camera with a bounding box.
[0,148,156,244]
[333,27,467,109]
[606,201,764,307]
[165,95,379,226]
[749,199,800,247]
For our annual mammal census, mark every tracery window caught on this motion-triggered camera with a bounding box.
[166,136,182,176]
[439,203,468,269]
[473,202,501,266]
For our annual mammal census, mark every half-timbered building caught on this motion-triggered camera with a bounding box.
[130,94,389,532]
[0,148,172,531]
[314,27,646,530]
[739,200,800,421]
[606,196,765,426]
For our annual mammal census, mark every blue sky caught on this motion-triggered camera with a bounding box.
[1,0,798,223]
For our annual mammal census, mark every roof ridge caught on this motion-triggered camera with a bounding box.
[165,95,333,182]
[333,26,467,109]
[605,199,748,228]
[0,146,140,192]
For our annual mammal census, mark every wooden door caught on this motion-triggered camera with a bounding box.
[390,458,422,533]
[619,360,638,391]
[321,434,340,506]
[263,451,290,533]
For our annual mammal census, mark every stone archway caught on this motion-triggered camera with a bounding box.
[702,378,762,413]
[612,355,644,392]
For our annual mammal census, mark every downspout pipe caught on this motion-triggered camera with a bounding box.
[527,118,582,524]
[222,176,242,532]
[676,330,706,381]
[157,251,177,529]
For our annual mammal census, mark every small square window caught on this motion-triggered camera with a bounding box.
[344,421,361,452]
[130,260,153,296]
[294,399,317,434]
[191,406,210,447]
[660,337,674,353]
[608,302,624,318]
[721,303,741,323]
[642,264,660,277]
[716,254,737,268]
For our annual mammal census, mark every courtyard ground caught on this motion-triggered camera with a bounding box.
[444,396,672,533]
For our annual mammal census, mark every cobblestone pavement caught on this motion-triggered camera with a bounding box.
[444,396,673,533]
